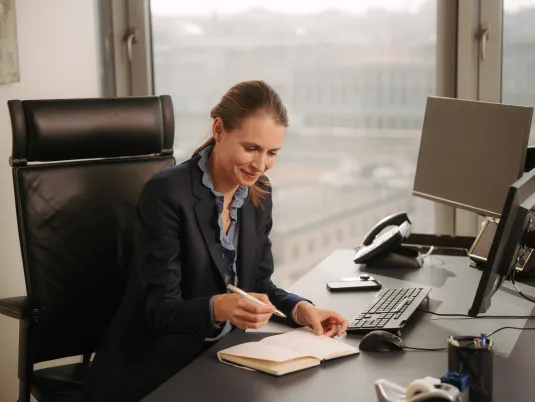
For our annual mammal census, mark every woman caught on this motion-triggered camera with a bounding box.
[85,80,349,402]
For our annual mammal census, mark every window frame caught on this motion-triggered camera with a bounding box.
[454,0,503,236]
[97,0,153,97]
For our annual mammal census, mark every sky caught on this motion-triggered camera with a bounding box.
[150,0,535,16]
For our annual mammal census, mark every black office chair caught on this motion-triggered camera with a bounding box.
[0,96,176,402]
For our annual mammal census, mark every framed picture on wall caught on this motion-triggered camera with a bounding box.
[0,0,20,85]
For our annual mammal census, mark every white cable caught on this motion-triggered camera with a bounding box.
[512,279,523,295]
[421,246,434,260]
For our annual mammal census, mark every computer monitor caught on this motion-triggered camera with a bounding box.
[468,168,535,316]
[413,96,533,218]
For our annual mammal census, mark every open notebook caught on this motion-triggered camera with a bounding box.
[217,328,359,376]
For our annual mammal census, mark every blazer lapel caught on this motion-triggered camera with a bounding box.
[238,199,255,290]
[191,160,227,286]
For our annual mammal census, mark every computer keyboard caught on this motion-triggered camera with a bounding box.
[347,286,432,335]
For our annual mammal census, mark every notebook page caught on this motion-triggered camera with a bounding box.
[260,328,358,361]
[218,341,310,362]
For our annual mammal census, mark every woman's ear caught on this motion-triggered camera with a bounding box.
[212,117,224,142]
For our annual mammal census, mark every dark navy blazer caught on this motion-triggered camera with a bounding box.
[85,155,306,402]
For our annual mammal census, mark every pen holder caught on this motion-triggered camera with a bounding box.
[448,336,494,402]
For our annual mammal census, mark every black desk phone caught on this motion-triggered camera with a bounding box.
[353,212,422,268]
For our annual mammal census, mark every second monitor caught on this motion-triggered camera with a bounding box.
[413,96,533,218]
[413,96,533,264]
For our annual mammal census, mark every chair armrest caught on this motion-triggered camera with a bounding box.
[0,296,40,320]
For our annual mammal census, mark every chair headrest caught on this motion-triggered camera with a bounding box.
[8,95,174,165]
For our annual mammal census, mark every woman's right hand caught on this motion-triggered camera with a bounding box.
[214,293,275,329]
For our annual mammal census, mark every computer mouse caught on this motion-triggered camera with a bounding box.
[358,330,406,352]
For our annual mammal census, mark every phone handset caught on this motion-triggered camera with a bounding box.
[354,212,419,267]
[361,212,412,246]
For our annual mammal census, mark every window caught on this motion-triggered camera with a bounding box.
[323,233,330,247]
[502,0,535,144]
[291,244,300,260]
[149,0,437,286]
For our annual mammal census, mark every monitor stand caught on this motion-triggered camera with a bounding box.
[468,217,499,270]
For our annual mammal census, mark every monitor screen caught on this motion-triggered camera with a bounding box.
[413,96,533,218]
[468,168,535,316]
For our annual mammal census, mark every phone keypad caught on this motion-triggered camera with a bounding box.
[354,227,398,260]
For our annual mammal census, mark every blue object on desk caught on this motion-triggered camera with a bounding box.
[441,372,470,392]
[481,333,487,348]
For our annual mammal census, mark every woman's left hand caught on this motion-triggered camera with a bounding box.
[295,302,349,337]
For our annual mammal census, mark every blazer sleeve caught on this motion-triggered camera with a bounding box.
[135,175,213,339]
[253,189,311,326]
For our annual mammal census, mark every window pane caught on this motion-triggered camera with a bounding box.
[151,0,437,287]
[503,1,535,144]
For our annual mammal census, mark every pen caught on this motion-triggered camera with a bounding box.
[227,284,287,318]
[448,336,460,347]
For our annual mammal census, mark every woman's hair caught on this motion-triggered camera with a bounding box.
[192,80,288,207]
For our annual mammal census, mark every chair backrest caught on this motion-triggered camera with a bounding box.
[8,96,176,363]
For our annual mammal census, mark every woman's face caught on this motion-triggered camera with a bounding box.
[214,114,286,187]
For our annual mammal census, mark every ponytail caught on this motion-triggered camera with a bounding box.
[192,137,216,158]
[250,178,271,208]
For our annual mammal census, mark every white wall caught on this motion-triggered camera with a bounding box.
[0,1,100,400]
